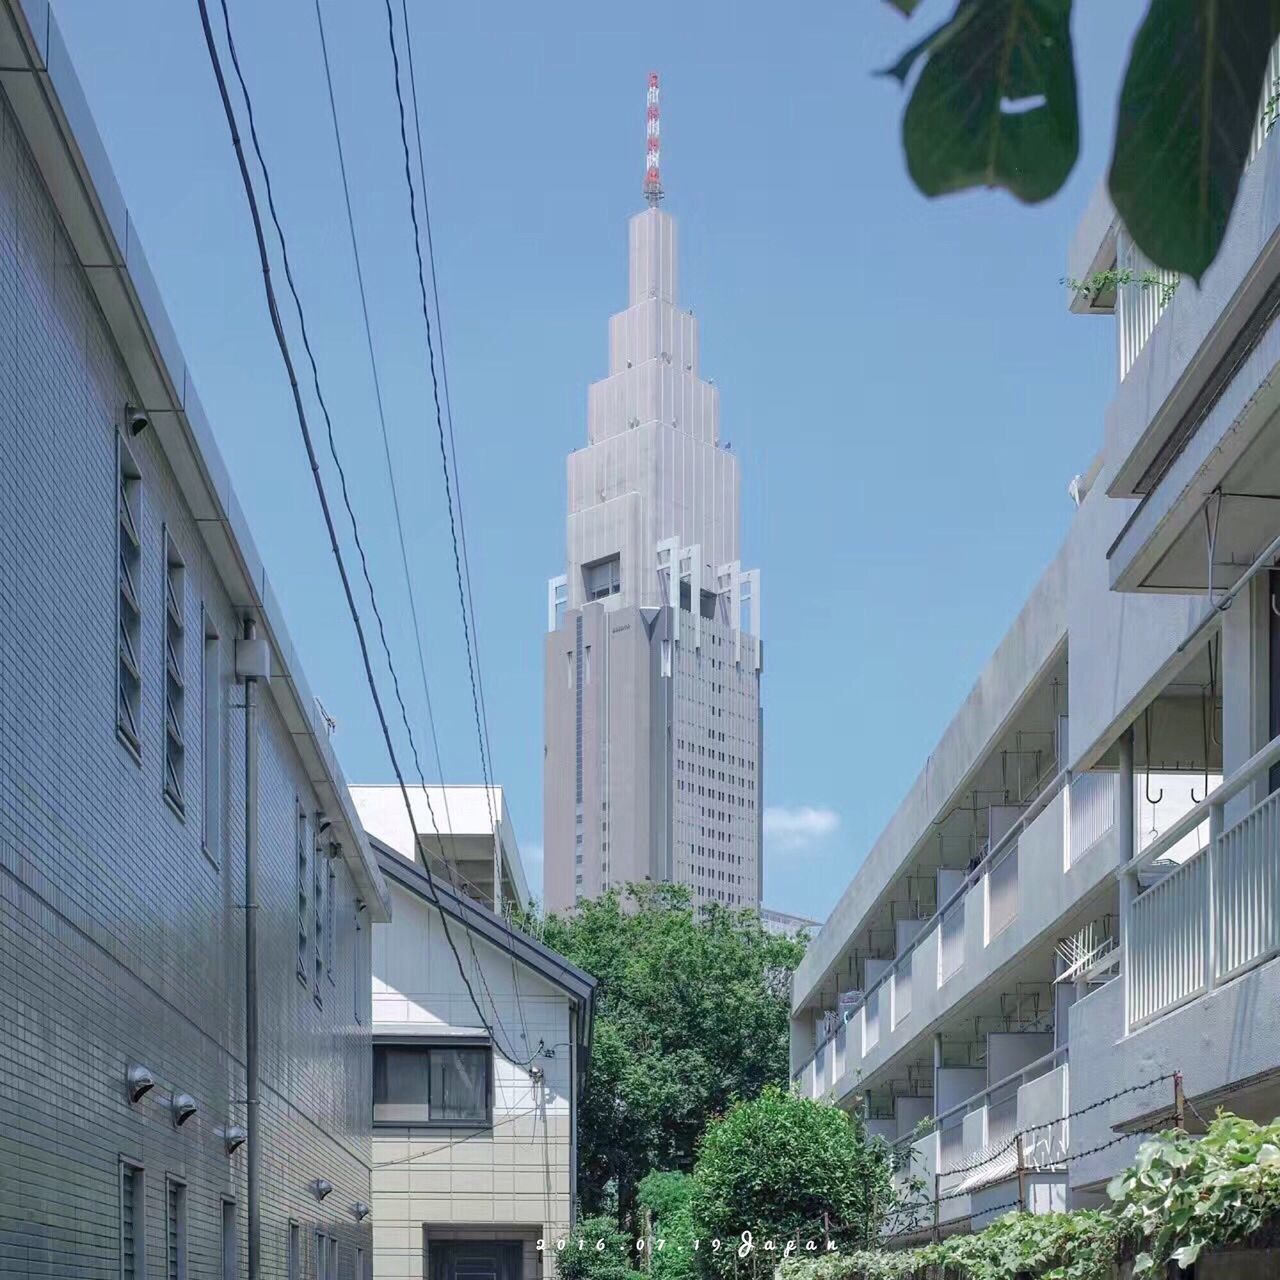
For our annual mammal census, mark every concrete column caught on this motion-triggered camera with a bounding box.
[1118,725,1135,1032]
[1220,577,1268,824]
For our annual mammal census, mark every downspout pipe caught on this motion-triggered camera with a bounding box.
[236,617,271,1280]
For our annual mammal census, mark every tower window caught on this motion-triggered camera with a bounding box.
[584,555,621,601]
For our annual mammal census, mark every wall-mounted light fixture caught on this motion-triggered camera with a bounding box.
[126,403,149,436]
[312,1179,334,1202]
[172,1094,198,1127]
[353,1203,371,1222]
[224,1125,248,1155]
[126,1064,156,1103]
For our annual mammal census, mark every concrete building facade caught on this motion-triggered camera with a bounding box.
[353,786,530,916]
[0,1,391,1276]
[790,62,1280,1235]
[370,842,595,1280]
[544,204,763,912]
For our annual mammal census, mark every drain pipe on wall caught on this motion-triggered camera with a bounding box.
[236,617,271,1280]
[1115,726,1135,1029]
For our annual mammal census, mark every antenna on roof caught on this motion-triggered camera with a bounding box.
[644,73,664,206]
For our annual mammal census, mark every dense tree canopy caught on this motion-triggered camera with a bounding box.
[689,1088,896,1275]
[517,884,806,1225]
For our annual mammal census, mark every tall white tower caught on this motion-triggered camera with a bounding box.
[543,77,763,912]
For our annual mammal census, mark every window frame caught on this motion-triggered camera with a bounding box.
[161,527,187,817]
[119,1156,146,1280]
[201,610,223,866]
[296,804,309,987]
[116,434,143,762]
[164,1173,187,1280]
[371,1037,493,1130]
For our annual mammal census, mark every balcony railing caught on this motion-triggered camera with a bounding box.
[1125,732,1280,1030]
[793,771,1067,1097]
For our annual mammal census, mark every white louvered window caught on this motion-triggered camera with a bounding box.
[120,1160,145,1280]
[313,818,325,1006]
[162,531,186,814]
[326,857,336,984]
[297,806,309,985]
[166,1177,187,1280]
[117,439,143,757]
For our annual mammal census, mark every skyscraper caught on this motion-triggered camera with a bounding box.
[543,77,763,912]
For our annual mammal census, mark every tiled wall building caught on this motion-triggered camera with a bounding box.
[0,1,390,1274]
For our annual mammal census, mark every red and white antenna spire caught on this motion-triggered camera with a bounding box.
[644,72,663,206]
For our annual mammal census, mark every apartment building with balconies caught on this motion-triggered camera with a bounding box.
[0,1,390,1274]
[790,59,1280,1238]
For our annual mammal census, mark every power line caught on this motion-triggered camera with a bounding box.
[308,0,488,916]
[197,0,534,1067]
[382,0,533,1048]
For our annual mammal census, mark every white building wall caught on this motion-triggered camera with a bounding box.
[372,878,576,1280]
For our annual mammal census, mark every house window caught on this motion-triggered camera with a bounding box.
[356,1247,365,1280]
[202,615,222,861]
[584,555,621,601]
[120,1159,145,1280]
[296,806,308,984]
[165,1176,187,1280]
[287,1222,300,1280]
[162,531,186,814]
[372,1042,490,1126]
[117,438,143,757]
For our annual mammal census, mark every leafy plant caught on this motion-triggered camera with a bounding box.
[879,0,1280,279]
[638,1171,698,1280]
[1109,1112,1280,1273]
[513,885,807,1227]
[689,1086,896,1276]
[780,1111,1280,1280]
[1062,268,1179,309]
[556,1216,637,1280]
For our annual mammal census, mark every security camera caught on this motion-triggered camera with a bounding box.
[318,817,333,836]
[126,1064,155,1103]
[353,1202,371,1222]
[172,1094,198,1127]
[312,1179,334,1201]
[126,404,149,436]
[224,1125,248,1155]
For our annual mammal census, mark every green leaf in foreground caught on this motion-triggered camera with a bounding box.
[884,0,1079,205]
[1111,0,1280,279]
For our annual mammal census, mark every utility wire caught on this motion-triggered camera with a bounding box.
[197,0,534,1066]
[221,0,524,1064]
[383,0,532,1049]
[309,0,480,910]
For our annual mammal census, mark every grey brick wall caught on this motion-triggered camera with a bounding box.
[0,79,372,1279]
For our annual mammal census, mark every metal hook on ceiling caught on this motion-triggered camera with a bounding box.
[1191,688,1210,804]
[1208,634,1222,747]
[1144,706,1164,806]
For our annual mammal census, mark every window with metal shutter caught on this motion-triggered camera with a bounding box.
[166,1178,186,1279]
[120,1162,144,1280]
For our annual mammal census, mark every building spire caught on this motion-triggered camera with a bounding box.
[644,73,664,206]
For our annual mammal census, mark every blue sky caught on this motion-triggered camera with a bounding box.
[55,0,1143,920]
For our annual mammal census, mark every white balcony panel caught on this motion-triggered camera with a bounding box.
[1129,853,1209,1027]
[864,986,880,1053]
[985,844,1019,942]
[1068,770,1116,866]
[1214,789,1280,982]
[893,951,913,1027]
[937,896,964,986]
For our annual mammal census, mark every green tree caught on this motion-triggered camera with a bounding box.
[516,884,806,1227]
[638,1172,697,1280]
[556,1216,636,1280]
[689,1087,896,1276]
[879,0,1280,279]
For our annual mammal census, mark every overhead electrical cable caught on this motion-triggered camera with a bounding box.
[197,0,535,1066]
[388,0,532,1049]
